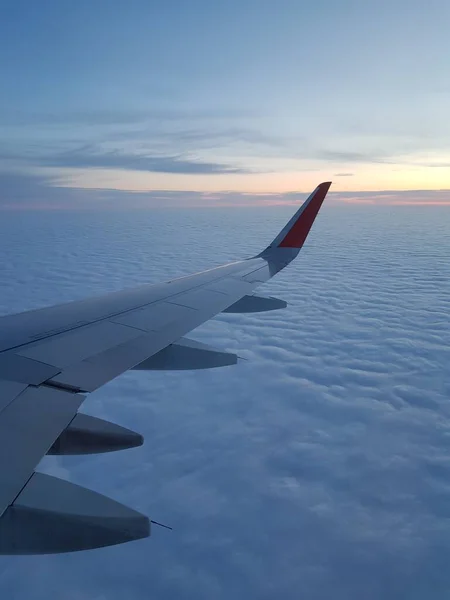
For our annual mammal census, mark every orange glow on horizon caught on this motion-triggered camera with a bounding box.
[12,163,447,209]
[44,161,450,196]
[341,198,450,206]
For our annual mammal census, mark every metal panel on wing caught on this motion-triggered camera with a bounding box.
[47,331,166,391]
[206,277,255,296]
[0,354,60,385]
[0,380,28,413]
[17,321,143,369]
[242,265,272,283]
[110,301,196,332]
[168,288,231,311]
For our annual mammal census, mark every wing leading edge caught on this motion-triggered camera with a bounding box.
[0,182,331,554]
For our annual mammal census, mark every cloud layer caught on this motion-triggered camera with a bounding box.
[0,202,449,598]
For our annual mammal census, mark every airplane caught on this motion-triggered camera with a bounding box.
[0,181,331,554]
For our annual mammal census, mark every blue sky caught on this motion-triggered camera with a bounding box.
[1,0,449,204]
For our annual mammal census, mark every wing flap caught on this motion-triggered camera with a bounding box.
[16,321,143,369]
[110,301,196,332]
[0,354,60,385]
[0,381,28,413]
[0,384,84,518]
[167,288,232,311]
[206,278,255,296]
[47,331,165,392]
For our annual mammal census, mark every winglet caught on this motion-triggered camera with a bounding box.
[265,182,331,251]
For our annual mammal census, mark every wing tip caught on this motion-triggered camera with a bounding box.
[317,181,332,191]
[276,181,331,249]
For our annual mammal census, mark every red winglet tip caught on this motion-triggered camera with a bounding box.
[278,181,331,248]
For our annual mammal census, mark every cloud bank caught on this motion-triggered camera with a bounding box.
[0,202,449,599]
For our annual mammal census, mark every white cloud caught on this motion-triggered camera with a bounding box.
[0,202,449,598]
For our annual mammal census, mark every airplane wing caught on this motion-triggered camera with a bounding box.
[0,181,331,554]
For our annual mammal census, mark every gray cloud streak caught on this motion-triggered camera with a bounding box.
[42,148,247,174]
[0,108,257,128]
[0,147,248,175]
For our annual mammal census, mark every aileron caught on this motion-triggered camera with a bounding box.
[0,353,60,386]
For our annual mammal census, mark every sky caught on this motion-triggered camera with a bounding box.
[1,0,450,208]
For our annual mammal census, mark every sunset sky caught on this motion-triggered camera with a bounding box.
[1,0,449,206]
[2,4,450,598]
